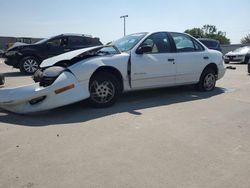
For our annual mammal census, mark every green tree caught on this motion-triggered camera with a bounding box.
[184,28,204,38]
[185,25,230,44]
[241,34,250,44]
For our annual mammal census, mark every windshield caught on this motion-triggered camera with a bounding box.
[112,33,147,52]
[35,38,49,44]
[233,46,250,53]
[34,35,59,44]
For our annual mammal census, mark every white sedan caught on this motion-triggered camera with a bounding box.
[0,32,226,113]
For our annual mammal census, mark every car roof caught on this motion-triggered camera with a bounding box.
[198,38,219,43]
[54,33,96,38]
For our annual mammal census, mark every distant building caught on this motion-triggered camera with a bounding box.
[0,36,43,51]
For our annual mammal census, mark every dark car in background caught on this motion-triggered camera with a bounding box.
[198,38,222,52]
[0,49,4,58]
[3,34,102,74]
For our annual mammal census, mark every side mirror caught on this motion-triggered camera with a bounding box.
[136,45,152,54]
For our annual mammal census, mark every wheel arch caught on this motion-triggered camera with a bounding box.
[19,54,42,67]
[89,66,124,92]
[200,63,218,80]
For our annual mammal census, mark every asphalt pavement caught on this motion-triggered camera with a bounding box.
[0,59,250,188]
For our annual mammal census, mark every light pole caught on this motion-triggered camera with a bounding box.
[120,15,128,36]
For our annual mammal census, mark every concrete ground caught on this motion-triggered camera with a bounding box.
[0,59,250,188]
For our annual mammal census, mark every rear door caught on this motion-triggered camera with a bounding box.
[169,33,207,84]
[68,36,88,51]
[131,32,176,89]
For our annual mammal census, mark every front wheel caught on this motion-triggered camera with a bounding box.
[19,56,40,74]
[0,74,5,85]
[196,68,216,91]
[89,73,121,108]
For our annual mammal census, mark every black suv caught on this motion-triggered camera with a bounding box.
[3,34,102,74]
[198,38,222,52]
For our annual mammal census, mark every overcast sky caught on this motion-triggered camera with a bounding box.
[0,0,249,44]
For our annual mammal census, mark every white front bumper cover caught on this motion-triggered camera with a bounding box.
[0,71,90,114]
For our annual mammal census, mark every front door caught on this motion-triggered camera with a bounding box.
[131,32,176,89]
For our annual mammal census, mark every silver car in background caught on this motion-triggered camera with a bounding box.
[224,46,250,64]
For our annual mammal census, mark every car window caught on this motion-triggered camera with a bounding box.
[69,36,87,46]
[193,40,204,51]
[85,37,102,45]
[200,40,218,48]
[170,33,196,52]
[48,37,68,47]
[140,32,171,53]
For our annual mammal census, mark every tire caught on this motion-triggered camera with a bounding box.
[89,72,121,108]
[196,68,216,91]
[244,56,250,64]
[19,56,40,75]
[0,74,5,85]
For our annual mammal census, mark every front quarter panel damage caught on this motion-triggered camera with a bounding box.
[69,53,130,86]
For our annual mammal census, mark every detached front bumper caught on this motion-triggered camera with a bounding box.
[0,71,90,114]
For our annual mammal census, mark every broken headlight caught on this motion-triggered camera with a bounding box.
[35,66,66,87]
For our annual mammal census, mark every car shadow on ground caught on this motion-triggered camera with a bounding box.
[0,86,225,126]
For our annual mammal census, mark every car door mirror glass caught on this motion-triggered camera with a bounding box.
[136,45,152,54]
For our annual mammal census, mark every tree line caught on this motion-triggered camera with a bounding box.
[185,25,250,45]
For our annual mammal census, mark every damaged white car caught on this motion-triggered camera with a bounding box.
[0,32,226,114]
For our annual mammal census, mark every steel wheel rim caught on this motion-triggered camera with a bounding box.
[23,59,38,73]
[90,80,115,104]
[204,73,215,91]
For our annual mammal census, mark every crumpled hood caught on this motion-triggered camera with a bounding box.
[40,45,104,68]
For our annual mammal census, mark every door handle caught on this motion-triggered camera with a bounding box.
[203,56,209,60]
[168,58,175,62]
[64,49,71,52]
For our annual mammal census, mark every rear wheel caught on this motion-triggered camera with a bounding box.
[19,56,40,74]
[196,68,216,91]
[244,56,250,64]
[89,72,121,108]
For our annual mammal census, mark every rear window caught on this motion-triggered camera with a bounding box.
[85,37,102,45]
[69,36,87,46]
[68,36,102,46]
[199,40,219,48]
